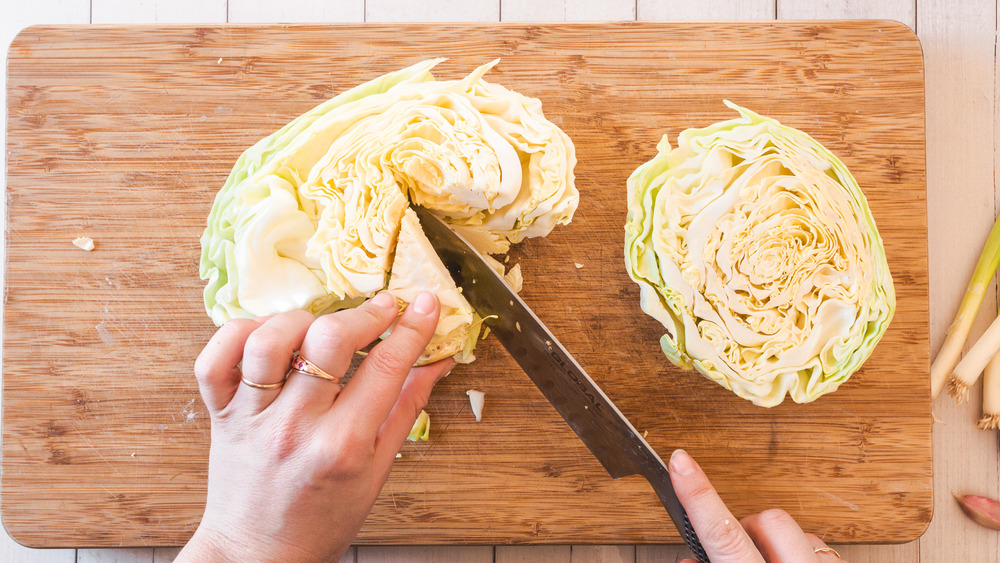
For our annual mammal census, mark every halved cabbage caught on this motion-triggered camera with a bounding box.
[624,101,894,407]
[200,59,577,363]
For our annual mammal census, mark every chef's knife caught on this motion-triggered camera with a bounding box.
[412,206,709,562]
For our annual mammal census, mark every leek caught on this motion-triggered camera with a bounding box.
[978,350,1000,429]
[932,212,1000,398]
[948,314,1000,402]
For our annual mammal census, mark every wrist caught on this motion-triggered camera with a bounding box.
[177,526,245,562]
[178,523,346,563]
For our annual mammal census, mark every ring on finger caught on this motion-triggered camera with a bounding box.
[814,546,841,559]
[240,375,287,390]
[289,353,345,386]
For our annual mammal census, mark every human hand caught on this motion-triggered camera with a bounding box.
[177,291,454,563]
[668,449,846,563]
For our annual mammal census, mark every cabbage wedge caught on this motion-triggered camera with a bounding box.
[624,101,894,407]
[387,208,476,365]
[200,59,577,364]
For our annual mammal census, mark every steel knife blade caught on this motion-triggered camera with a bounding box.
[412,206,708,562]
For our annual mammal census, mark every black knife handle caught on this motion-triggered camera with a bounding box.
[648,468,710,563]
[680,512,710,563]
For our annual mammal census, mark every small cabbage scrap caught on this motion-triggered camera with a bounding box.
[624,101,894,407]
[406,410,430,441]
[200,59,577,364]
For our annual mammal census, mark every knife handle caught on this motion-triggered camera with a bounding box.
[647,469,710,563]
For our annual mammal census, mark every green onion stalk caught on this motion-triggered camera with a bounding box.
[933,212,1000,398]
[977,349,1000,429]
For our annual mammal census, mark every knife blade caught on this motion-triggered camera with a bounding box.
[412,206,709,562]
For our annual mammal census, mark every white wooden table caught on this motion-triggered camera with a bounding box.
[3,0,998,561]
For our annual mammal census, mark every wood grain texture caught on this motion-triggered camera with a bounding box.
[356,546,492,562]
[501,0,635,21]
[89,0,227,24]
[227,0,365,23]
[637,0,775,20]
[3,21,928,548]
[777,0,915,25]
[365,0,499,22]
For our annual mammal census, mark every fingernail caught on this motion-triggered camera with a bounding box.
[371,291,396,309]
[669,449,694,476]
[412,291,437,315]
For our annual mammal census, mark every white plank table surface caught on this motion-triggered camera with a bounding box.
[2,0,997,561]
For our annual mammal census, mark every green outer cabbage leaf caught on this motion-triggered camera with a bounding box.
[624,101,895,407]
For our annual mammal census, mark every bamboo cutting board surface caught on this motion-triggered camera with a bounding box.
[3,22,928,547]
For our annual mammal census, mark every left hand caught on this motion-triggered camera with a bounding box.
[178,291,453,562]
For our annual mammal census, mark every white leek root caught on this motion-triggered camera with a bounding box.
[932,213,1000,398]
[980,350,1000,429]
[949,313,1000,402]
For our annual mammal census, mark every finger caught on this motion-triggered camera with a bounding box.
[741,509,817,562]
[193,317,268,414]
[668,449,764,563]
[276,291,400,411]
[335,291,440,438]
[233,310,315,415]
[805,534,845,562]
[372,358,455,472]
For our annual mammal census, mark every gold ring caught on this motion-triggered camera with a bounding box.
[814,546,841,558]
[240,375,286,390]
[289,353,343,385]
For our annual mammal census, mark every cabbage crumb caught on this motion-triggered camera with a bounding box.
[466,389,485,421]
[73,237,95,251]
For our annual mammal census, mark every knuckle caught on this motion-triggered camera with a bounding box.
[686,479,717,502]
[192,354,219,386]
[755,508,794,530]
[406,391,432,418]
[244,311,314,355]
[804,533,824,545]
[318,432,372,479]
[309,314,354,348]
[193,319,259,383]
[702,517,751,556]
[364,345,411,378]
[226,317,261,332]
[397,306,436,333]
[262,413,307,463]
[243,331,289,366]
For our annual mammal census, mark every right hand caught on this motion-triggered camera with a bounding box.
[668,449,847,563]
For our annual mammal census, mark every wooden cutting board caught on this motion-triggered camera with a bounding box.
[3,21,929,547]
